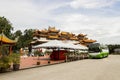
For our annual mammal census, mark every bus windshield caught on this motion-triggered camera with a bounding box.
[88,47,101,53]
[88,43,102,53]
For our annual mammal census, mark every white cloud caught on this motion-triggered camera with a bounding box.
[70,0,116,9]
[0,0,67,31]
[98,35,120,44]
[52,13,120,44]
[0,0,120,44]
[0,0,41,29]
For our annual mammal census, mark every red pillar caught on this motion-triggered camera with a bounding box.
[9,46,12,55]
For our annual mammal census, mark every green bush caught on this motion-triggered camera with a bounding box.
[10,53,20,64]
[108,45,120,54]
[0,45,9,56]
[34,50,44,56]
[0,56,12,72]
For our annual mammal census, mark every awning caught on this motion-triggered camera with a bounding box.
[33,40,88,50]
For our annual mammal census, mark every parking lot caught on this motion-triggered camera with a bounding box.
[0,55,120,80]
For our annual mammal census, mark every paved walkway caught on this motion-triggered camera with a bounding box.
[20,55,64,69]
[0,55,120,80]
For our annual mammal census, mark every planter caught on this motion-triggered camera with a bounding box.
[37,62,40,65]
[48,61,50,64]
[0,64,11,73]
[0,67,7,73]
[13,64,20,71]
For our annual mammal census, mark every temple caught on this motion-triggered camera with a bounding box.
[0,33,17,55]
[69,33,78,41]
[47,27,60,40]
[32,26,96,46]
[0,33,17,44]
[59,31,69,40]
[32,26,96,60]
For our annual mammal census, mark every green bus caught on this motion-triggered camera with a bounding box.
[88,43,109,59]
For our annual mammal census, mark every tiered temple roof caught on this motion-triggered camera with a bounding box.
[77,33,87,40]
[59,31,69,40]
[0,33,17,44]
[69,33,78,41]
[32,26,96,46]
[0,33,18,55]
[39,29,48,38]
[47,27,60,40]
[48,27,60,33]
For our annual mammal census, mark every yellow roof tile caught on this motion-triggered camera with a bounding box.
[0,33,17,44]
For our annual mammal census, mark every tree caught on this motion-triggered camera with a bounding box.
[13,29,34,51]
[0,16,13,37]
[12,30,23,52]
[22,29,34,47]
[108,44,120,54]
[13,30,22,38]
[0,16,34,51]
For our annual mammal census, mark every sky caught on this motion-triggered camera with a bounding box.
[0,0,120,44]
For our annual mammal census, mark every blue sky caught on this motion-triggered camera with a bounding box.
[0,0,120,44]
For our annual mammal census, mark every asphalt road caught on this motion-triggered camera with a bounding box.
[0,55,120,80]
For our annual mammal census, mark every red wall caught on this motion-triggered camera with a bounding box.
[50,50,67,60]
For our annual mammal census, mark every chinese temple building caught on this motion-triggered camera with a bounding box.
[32,26,96,46]
[77,34,96,45]
[47,27,60,40]
[32,26,96,60]
[77,33,87,40]
[82,39,96,46]
[0,33,17,55]
[59,31,70,40]
[69,33,78,41]
[32,29,48,45]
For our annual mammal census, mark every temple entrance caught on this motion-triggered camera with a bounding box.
[50,50,67,60]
